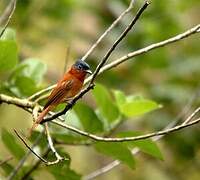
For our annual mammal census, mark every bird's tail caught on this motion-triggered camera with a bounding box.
[29,106,51,137]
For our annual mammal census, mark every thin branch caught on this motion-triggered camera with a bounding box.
[51,111,200,142]
[0,0,17,38]
[89,1,150,85]
[28,24,200,101]
[44,123,66,161]
[97,24,200,74]
[14,129,48,164]
[21,148,51,180]
[182,107,200,125]
[14,129,68,166]
[81,0,135,61]
[7,132,43,180]
[41,1,150,123]
[28,85,55,101]
[83,104,200,180]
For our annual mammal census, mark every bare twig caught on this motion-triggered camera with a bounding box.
[44,123,66,161]
[14,129,48,164]
[21,148,51,180]
[89,1,150,85]
[28,85,54,101]
[51,110,200,142]
[81,0,135,61]
[0,0,17,38]
[97,24,200,74]
[28,24,200,101]
[14,129,68,166]
[83,104,200,180]
[182,107,200,125]
[7,132,43,180]
[41,1,150,123]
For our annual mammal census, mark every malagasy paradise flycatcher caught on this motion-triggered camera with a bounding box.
[29,60,92,135]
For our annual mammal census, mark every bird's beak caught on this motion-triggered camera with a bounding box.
[86,69,92,74]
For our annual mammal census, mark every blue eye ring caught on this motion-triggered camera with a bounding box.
[77,64,82,70]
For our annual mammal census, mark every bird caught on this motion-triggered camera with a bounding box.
[29,60,92,135]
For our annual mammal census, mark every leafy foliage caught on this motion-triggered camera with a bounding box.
[3,58,47,97]
[95,142,135,169]
[1,129,25,160]
[92,83,120,124]
[0,40,18,72]
[114,90,161,117]
[118,131,163,160]
[74,102,104,133]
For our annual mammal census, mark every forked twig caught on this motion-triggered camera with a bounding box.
[7,132,43,180]
[14,129,66,166]
[14,129,48,164]
[44,123,67,162]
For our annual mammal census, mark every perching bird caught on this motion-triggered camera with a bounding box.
[29,60,92,135]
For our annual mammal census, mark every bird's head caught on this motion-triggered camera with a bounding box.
[69,60,92,81]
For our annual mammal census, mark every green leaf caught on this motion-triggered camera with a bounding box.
[15,76,37,96]
[7,58,47,97]
[95,142,135,169]
[113,90,126,107]
[121,99,161,117]
[22,58,47,83]
[0,28,16,41]
[48,159,81,180]
[0,40,18,72]
[118,131,164,160]
[10,58,47,84]
[50,168,81,180]
[74,102,104,133]
[1,129,25,160]
[93,84,120,123]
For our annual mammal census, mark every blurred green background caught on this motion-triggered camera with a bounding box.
[0,0,200,179]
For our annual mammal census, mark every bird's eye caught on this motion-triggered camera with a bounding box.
[77,64,82,70]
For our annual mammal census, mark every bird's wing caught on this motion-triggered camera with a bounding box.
[44,79,73,109]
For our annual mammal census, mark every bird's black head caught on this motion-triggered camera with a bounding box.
[73,60,92,74]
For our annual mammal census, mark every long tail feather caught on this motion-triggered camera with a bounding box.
[29,106,51,137]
